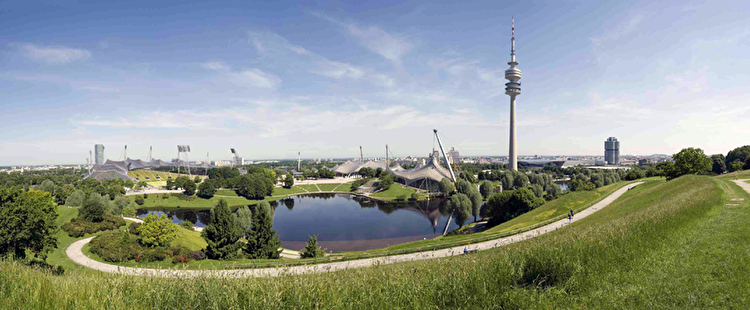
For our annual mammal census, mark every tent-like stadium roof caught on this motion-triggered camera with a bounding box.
[334,160,389,175]
[392,156,452,184]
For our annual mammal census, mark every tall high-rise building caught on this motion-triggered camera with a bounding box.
[605,137,620,165]
[94,144,105,165]
[447,147,461,164]
[504,17,522,171]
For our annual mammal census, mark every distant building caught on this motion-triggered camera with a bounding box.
[95,144,105,164]
[213,160,232,167]
[447,147,461,165]
[431,149,440,159]
[604,137,620,165]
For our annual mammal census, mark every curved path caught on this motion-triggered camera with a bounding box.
[67,182,643,278]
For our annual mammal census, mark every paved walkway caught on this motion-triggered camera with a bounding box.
[67,182,642,278]
[732,179,750,195]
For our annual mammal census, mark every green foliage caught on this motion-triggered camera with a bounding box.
[180,220,194,231]
[244,201,281,259]
[234,206,253,231]
[79,193,107,222]
[122,206,136,218]
[235,173,273,200]
[300,235,325,258]
[500,173,513,190]
[194,176,201,184]
[395,194,407,201]
[0,189,58,260]
[484,188,545,227]
[479,181,494,200]
[283,173,294,188]
[530,184,544,198]
[358,167,375,178]
[183,179,197,196]
[668,147,712,180]
[458,171,477,183]
[449,193,473,228]
[134,196,145,206]
[197,179,216,198]
[439,178,454,195]
[410,192,419,201]
[202,199,242,259]
[378,172,394,190]
[137,214,179,248]
[64,189,85,207]
[128,222,141,235]
[110,195,130,215]
[350,178,371,190]
[624,169,645,181]
[61,214,126,238]
[568,179,596,192]
[726,145,750,172]
[89,231,141,263]
[710,154,726,174]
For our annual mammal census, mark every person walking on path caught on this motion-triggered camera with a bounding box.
[464,247,468,254]
[569,209,574,219]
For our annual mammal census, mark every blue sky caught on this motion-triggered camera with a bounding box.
[1,0,748,165]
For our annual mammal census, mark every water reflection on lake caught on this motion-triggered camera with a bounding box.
[137,193,463,252]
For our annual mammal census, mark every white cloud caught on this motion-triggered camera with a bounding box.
[17,43,91,64]
[311,61,365,80]
[311,12,412,65]
[201,61,230,71]
[229,69,281,89]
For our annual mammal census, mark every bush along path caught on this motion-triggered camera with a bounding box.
[66,182,643,278]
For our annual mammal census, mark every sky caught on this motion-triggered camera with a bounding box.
[1,0,749,165]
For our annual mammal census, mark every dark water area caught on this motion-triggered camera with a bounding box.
[138,193,463,252]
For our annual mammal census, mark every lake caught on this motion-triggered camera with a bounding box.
[137,193,463,252]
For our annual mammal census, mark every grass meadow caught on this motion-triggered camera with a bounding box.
[3,174,748,308]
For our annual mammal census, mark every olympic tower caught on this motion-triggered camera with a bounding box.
[504,17,522,171]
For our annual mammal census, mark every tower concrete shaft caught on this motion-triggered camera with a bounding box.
[504,17,521,171]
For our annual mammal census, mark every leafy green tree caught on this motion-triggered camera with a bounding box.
[65,189,86,207]
[455,179,472,195]
[54,183,76,205]
[234,206,253,231]
[512,172,528,189]
[645,166,662,177]
[40,179,55,195]
[202,199,242,259]
[531,184,544,198]
[500,173,514,191]
[459,171,477,183]
[439,178,454,196]
[544,183,562,198]
[300,235,325,258]
[194,176,202,184]
[726,145,750,172]
[180,220,194,231]
[711,154,726,175]
[165,178,174,190]
[244,201,282,259]
[110,195,130,215]
[668,147,712,180]
[378,172,394,190]
[479,181,494,200]
[283,173,294,188]
[79,193,106,222]
[137,213,179,247]
[483,188,545,227]
[124,180,135,188]
[466,188,483,222]
[731,160,744,172]
[197,179,216,198]
[136,180,148,189]
[122,206,136,217]
[624,169,645,181]
[183,179,197,196]
[449,193,473,228]
[0,189,58,260]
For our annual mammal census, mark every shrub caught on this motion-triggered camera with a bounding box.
[128,222,142,235]
[395,194,407,201]
[300,235,325,258]
[162,193,169,199]
[409,192,419,201]
[140,247,167,262]
[189,250,207,261]
[79,193,106,222]
[122,206,136,217]
[483,188,545,227]
[134,196,145,205]
[89,231,141,263]
[143,193,149,199]
[170,245,192,264]
[445,226,474,236]
[61,214,126,237]
[180,220,194,231]
[137,214,179,247]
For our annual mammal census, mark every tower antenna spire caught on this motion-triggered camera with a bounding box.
[511,16,516,63]
[505,17,522,171]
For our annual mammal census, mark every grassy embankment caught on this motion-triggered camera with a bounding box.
[370,183,425,201]
[4,174,748,308]
[127,170,196,187]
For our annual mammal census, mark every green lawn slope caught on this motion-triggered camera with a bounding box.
[5,175,747,308]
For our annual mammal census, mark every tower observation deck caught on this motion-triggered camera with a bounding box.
[505,17,521,171]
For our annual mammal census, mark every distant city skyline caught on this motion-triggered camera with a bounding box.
[1,0,748,165]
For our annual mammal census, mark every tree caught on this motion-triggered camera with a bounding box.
[79,193,106,222]
[439,178,454,196]
[244,201,282,259]
[137,213,179,247]
[455,179,472,195]
[479,181,493,200]
[194,176,202,184]
[124,180,135,188]
[531,184,544,198]
[110,195,130,215]
[459,171,477,183]
[65,189,86,207]
[668,147,712,180]
[0,189,58,260]
[726,145,750,172]
[202,199,243,259]
[500,173,514,191]
[449,193,473,228]
[197,179,216,198]
[624,169,645,181]
[483,188,545,227]
[711,154,727,175]
[136,180,148,189]
[165,178,175,190]
[378,172,394,190]
[300,235,325,258]
[54,183,76,205]
[40,179,55,195]
[283,173,294,188]
[183,179,197,196]
[512,172,528,189]
[731,160,744,172]
[234,206,253,231]
[465,188,483,222]
[544,183,562,198]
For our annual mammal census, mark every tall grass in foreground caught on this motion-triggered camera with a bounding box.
[2,175,749,309]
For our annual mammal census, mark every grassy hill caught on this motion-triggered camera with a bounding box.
[3,174,749,308]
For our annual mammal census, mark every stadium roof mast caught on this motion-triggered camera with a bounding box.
[148,146,153,162]
[385,145,389,168]
[230,148,242,168]
[121,145,128,161]
[360,146,364,162]
[177,145,191,177]
[297,152,301,171]
[433,129,456,182]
